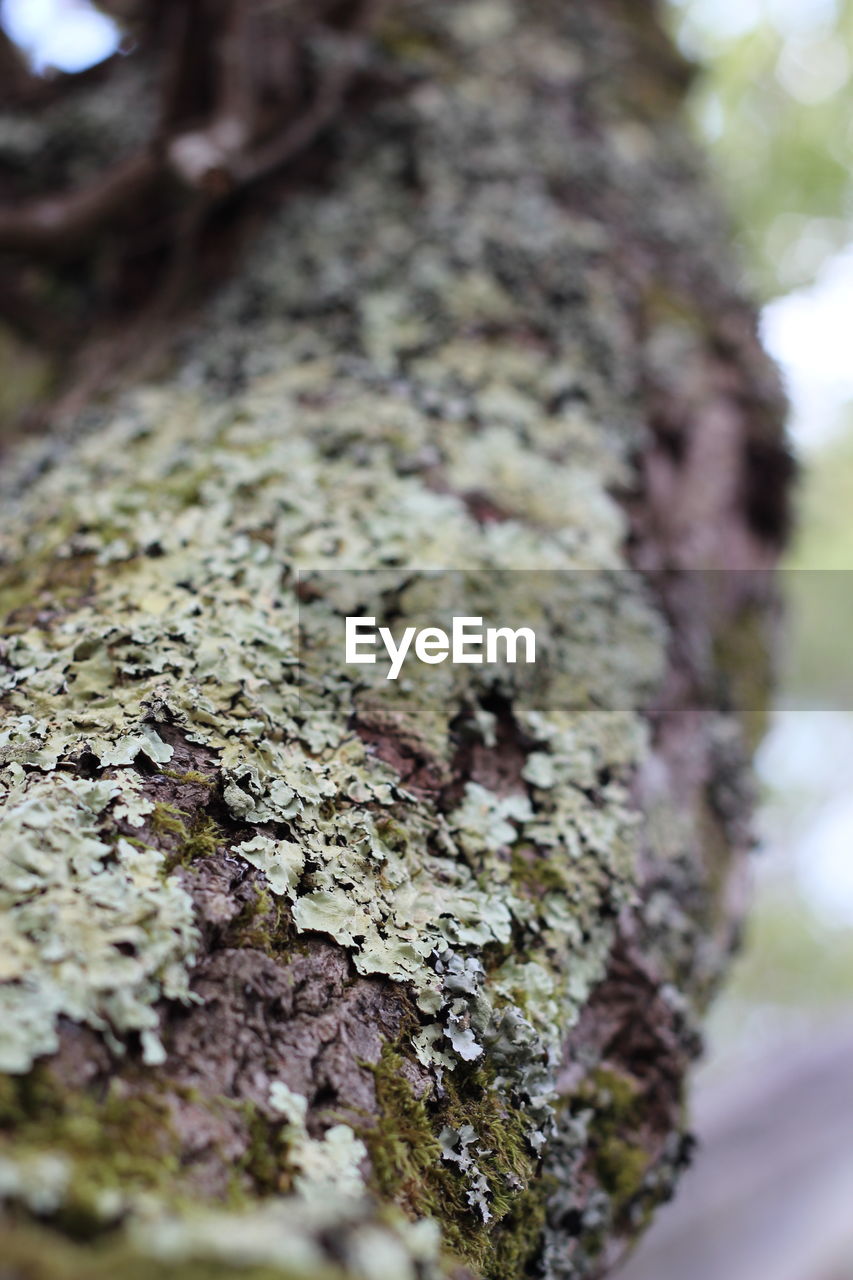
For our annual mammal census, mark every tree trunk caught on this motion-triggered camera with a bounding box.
[0,2,789,1278]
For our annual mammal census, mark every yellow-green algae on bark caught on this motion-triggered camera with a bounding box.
[0,0,783,1276]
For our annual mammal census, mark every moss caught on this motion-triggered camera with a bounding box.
[510,843,571,898]
[586,1067,641,1123]
[0,1067,63,1130]
[594,1136,649,1205]
[576,1068,650,1219]
[159,769,216,787]
[150,804,226,872]
[177,815,225,864]
[363,1047,446,1217]
[0,1067,183,1238]
[364,1045,545,1279]
[230,889,285,953]
[237,1100,291,1197]
[150,804,190,842]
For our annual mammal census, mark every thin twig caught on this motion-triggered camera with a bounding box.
[0,151,161,257]
[52,191,211,422]
[217,0,258,134]
[234,54,354,184]
[155,0,199,134]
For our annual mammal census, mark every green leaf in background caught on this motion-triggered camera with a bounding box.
[671,0,853,300]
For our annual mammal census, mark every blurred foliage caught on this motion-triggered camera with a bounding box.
[670,0,853,299]
[787,412,853,567]
[725,883,853,1013]
[779,429,853,722]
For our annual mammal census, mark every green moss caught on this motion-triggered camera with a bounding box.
[586,1067,641,1122]
[159,769,216,787]
[0,1067,182,1238]
[712,604,773,751]
[594,1136,649,1204]
[577,1068,650,1217]
[363,1047,445,1216]
[236,1100,290,1196]
[178,815,225,864]
[510,843,571,898]
[0,1067,64,1129]
[365,1045,545,1279]
[230,889,284,953]
[150,804,225,871]
[150,804,190,841]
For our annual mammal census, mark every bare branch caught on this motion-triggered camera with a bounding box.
[0,151,162,257]
[234,47,354,185]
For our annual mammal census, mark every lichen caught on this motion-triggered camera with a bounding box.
[364,1045,544,1278]
[0,771,198,1073]
[0,1067,183,1236]
[0,57,656,1268]
[269,1082,368,1202]
[0,0,771,1272]
[0,1201,446,1280]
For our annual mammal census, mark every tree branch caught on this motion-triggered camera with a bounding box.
[0,151,162,257]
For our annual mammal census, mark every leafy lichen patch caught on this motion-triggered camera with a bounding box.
[0,771,198,1073]
[269,1081,368,1202]
[0,0,776,1272]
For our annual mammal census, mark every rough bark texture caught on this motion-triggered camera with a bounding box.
[0,2,788,1278]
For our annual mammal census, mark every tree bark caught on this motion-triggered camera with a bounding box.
[0,2,789,1278]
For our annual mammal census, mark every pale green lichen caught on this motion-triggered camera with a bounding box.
[269,1082,368,1202]
[0,189,660,1275]
[129,1195,444,1280]
[0,0,737,1272]
[0,328,659,1258]
[0,1151,71,1216]
[233,836,305,899]
[0,772,197,1073]
[438,1124,493,1222]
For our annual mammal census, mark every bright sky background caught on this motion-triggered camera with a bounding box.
[757,711,853,924]
[1,0,118,74]
[763,247,853,451]
[671,0,840,45]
